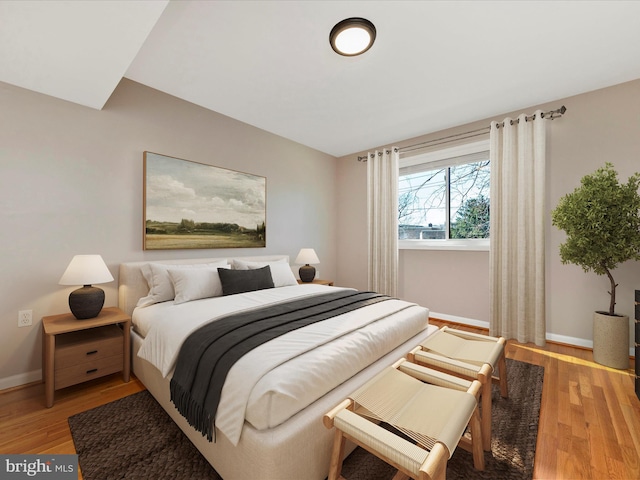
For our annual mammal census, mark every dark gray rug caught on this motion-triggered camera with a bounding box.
[68,359,543,480]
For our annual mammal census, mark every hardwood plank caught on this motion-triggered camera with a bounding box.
[532,432,557,480]
[1,321,639,480]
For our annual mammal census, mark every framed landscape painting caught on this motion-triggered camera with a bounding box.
[143,152,266,250]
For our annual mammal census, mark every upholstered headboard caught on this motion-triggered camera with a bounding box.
[118,255,289,316]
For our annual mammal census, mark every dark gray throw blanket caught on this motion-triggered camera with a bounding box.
[170,290,391,441]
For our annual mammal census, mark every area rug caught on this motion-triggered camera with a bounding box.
[68,358,543,480]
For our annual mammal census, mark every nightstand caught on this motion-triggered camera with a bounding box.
[297,279,334,286]
[42,306,130,408]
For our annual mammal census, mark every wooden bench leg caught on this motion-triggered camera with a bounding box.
[469,407,485,471]
[497,351,508,398]
[419,443,448,480]
[328,428,347,480]
[481,379,492,451]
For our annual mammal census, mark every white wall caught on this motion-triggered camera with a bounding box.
[337,79,640,351]
[0,79,338,389]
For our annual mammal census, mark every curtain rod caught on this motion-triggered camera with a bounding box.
[357,105,566,161]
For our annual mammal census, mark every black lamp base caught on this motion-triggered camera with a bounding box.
[69,285,105,319]
[299,264,316,283]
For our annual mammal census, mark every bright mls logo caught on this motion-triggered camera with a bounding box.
[1,455,77,479]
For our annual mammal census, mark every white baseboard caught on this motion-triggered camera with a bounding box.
[430,312,636,357]
[429,311,490,329]
[545,333,635,357]
[545,332,592,349]
[0,369,42,392]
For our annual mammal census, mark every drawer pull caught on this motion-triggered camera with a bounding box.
[86,368,98,374]
[86,350,98,355]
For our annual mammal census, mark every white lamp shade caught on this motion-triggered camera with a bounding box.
[59,255,114,286]
[295,248,320,265]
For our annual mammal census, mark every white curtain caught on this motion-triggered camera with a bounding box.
[489,112,546,346]
[367,148,399,297]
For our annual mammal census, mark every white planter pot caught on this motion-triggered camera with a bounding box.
[593,311,629,369]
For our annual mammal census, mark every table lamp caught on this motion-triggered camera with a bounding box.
[295,248,320,282]
[59,254,114,319]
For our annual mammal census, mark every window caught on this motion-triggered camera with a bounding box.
[398,140,490,250]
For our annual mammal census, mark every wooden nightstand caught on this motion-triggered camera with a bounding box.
[42,306,130,408]
[297,279,334,286]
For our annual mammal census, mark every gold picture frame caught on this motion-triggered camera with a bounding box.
[143,152,266,250]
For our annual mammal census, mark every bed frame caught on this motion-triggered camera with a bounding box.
[119,255,436,480]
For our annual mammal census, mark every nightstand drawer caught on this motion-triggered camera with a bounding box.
[55,324,123,370]
[55,354,124,389]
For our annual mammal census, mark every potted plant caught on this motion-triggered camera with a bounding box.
[551,162,640,369]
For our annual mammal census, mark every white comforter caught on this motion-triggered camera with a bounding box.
[134,285,429,445]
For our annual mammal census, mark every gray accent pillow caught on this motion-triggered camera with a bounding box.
[218,265,275,296]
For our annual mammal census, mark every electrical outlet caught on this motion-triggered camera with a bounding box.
[18,310,32,327]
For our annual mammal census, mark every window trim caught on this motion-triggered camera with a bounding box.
[399,139,490,251]
[398,238,490,251]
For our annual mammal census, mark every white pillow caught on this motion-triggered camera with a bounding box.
[168,265,230,304]
[231,258,287,270]
[231,258,297,287]
[137,261,227,307]
[268,263,298,287]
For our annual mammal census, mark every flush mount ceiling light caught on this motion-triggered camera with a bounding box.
[329,17,376,56]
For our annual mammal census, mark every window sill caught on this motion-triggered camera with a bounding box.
[399,239,489,251]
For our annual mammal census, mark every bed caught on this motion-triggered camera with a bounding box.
[118,255,436,480]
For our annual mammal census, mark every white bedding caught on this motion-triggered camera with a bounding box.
[133,284,429,445]
[135,284,351,375]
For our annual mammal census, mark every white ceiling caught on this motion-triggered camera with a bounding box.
[3,1,640,157]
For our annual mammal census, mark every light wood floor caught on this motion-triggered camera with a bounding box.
[1,320,639,480]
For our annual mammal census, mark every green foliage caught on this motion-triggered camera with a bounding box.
[551,163,640,314]
[450,195,490,239]
[256,221,266,240]
[146,219,251,236]
[177,218,196,233]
